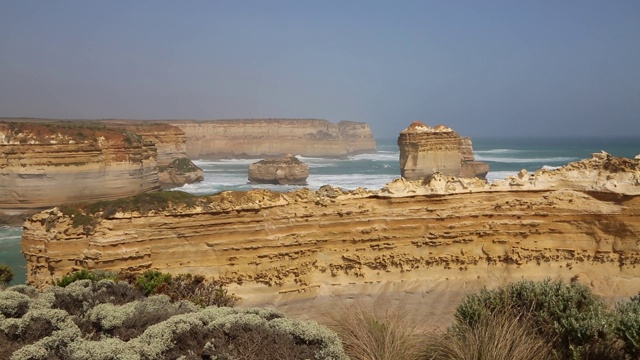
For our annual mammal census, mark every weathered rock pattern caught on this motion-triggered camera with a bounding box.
[167,119,376,158]
[248,156,309,185]
[0,122,160,225]
[398,121,489,180]
[22,153,640,325]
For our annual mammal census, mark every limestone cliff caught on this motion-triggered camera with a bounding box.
[248,156,309,185]
[166,119,377,158]
[398,121,489,180]
[21,153,640,324]
[0,122,160,225]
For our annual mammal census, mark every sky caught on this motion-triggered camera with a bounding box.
[1,1,639,139]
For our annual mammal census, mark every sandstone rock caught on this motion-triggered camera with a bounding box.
[21,154,640,325]
[167,119,376,158]
[397,121,488,180]
[248,155,309,185]
[158,157,205,189]
[0,122,160,225]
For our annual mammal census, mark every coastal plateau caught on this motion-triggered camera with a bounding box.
[21,152,640,324]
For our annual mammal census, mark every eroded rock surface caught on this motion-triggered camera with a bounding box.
[248,155,309,185]
[398,121,489,180]
[22,154,640,325]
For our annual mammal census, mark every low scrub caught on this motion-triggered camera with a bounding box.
[326,303,424,360]
[0,279,346,359]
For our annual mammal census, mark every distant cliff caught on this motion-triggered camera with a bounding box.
[21,153,640,323]
[0,121,160,225]
[166,119,377,158]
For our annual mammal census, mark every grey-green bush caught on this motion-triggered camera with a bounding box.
[454,278,619,359]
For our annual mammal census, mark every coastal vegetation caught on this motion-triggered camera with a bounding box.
[2,268,640,359]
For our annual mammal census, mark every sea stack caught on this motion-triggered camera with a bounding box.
[397,121,489,180]
[248,155,309,185]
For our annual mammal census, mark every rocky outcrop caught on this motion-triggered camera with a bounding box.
[248,155,309,185]
[21,154,640,325]
[158,157,205,189]
[100,121,204,189]
[167,119,377,158]
[398,121,489,180]
[0,122,160,225]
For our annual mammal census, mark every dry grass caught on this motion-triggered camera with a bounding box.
[422,311,554,360]
[325,303,425,360]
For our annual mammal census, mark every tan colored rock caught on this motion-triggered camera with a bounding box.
[167,119,376,158]
[158,157,204,189]
[0,122,160,225]
[398,121,488,180]
[21,154,640,326]
[248,155,309,185]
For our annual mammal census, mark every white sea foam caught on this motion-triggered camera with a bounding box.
[193,159,260,166]
[475,155,577,163]
[542,165,562,170]
[474,149,521,154]
[349,152,399,161]
[486,171,518,182]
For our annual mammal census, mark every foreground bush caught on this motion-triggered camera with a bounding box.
[0,282,347,359]
[326,304,423,360]
[454,278,622,359]
[423,311,553,360]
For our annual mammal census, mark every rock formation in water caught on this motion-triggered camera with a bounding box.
[166,119,376,158]
[248,155,309,185]
[0,122,160,225]
[398,121,489,180]
[21,153,640,325]
[99,121,204,189]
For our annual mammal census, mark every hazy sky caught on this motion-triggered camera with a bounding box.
[1,1,639,138]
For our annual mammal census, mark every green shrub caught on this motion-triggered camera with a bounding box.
[53,269,95,287]
[0,263,14,287]
[154,273,238,307]
[135,270,172,296]
[454,278,619,359]
[615,294,640,358]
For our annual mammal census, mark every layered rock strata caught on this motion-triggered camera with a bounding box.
[0,122,160,225]
[167,119,376,158]
[22,153,640,324]
[248,156,309,185]
[398,121,489,180]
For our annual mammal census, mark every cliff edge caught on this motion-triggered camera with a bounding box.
[0,122,160,224]
[21,153,640,324]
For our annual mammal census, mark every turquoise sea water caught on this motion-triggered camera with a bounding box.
[1,137,639,285]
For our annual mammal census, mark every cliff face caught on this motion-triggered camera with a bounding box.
[0,122,160,225]
[21,153,640,324]
[248,156,309,185]
[167,119,377,158]
[398,121,489,180]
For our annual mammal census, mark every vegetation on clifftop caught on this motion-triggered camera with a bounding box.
[4,272,640,359]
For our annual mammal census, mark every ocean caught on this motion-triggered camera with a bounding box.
[1,137,639,285]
